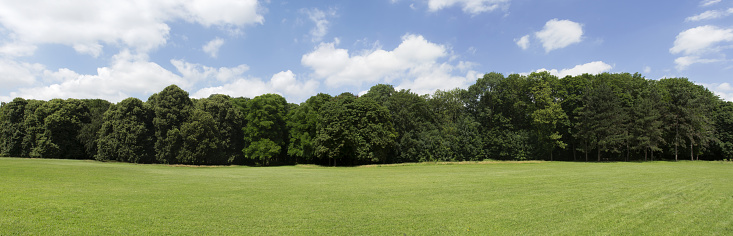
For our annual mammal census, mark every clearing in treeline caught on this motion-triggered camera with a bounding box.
[1,158,732,234]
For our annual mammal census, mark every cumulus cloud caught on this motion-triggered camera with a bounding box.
[534,61,613,78]
[685,8,733,22]
[426,0,510,15]
[301,34,479,95]
[192,70,320,102]
[670,25,733,70]
[535,19,584,53]
[2,51,188,103]
[0,0,264,55]
[515,35,530,50]
[203,38,225,58]
[303,8,336,42]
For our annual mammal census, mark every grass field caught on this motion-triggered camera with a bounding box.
[1,158,732,235]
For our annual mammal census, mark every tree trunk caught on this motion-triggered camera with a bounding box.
[690,141,694,161]
[651,147,654,161]
[597,148,601,162]
[675,126,679,161]
[644,148,647,162]
[550,150,553,161]
[573,142,576,162]
[626,143,629,162]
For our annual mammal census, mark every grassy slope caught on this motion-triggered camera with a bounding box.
[1,158,732,235]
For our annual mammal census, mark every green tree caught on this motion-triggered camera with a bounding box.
[659,78,716,161]
[315,93,396,165]
[630,81,665,161]
[148,85,193,164]
[243,94,289,165]
[527,72,568,161]
[29,99,91,159]
[177,108,224,165]
[287,93,332,164]
[0,98,28,157]
[577,82,626,161]
[96,98,155,163]
[78,99,111,159]
[713,101,733,160]
[196,94,245,164]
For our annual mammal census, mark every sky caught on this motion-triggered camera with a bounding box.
[0,0,732,103]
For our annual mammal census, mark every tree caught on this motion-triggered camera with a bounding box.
[630,81,665,161]
[527,72,568,161]
[78,99,111,159]
[29,99,91,159]
[0,98,28,157]
[713,101,733,160]
[315,93,396,165]
[659,78,716,161]
[148,85,193,164]
[243,94,289,165]
[177,108,224,165]
[576,81,625,161]
[96,98,155,163]
[558,74,592,161]
[287,93,332,164]
[196,94,245,164]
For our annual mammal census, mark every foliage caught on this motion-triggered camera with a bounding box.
[1,71,730,164]
[243,93,289,165]
[96,98,155,163]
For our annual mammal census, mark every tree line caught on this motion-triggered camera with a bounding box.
[1,72,732,166]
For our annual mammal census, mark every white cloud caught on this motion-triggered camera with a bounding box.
[674,56,722,70]
[302,34,478,95]
[3,51,188,103]
[701,0,721,7]
[0,59,44,87]
[426,0,510,15]
[643,66,651,74]
[685,8,733,22]
[535,19,584,53]
[303,8,336,42]
[192,70,320,102]
[0,0,264,55]
[0,43,37,57]
[203,38,225,58]
[515,35,530,50]
[534,61,612,78]
[670,25,733,55]
[670,25,733,69]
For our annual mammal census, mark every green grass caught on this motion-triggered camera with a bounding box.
[1,158,732,235]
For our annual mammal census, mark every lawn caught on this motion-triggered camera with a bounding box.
[1,158,732,235]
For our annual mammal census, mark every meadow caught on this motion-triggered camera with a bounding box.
[1,158,732,235]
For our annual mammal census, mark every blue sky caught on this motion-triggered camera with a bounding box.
[0,0,732,103]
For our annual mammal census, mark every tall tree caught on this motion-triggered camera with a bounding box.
[148,85,193,164]
[96,98,155,163]
[528,72,568,161]
[0,98,28,157]
[630,81,665,161]
[577,81,625,161]
[78,99,111,159]
[29,99,91,159]
[243,93,289,165]
[196,94,245,164]
[315,93,396,165]
[659,78,716,161]
[287,93,332,164]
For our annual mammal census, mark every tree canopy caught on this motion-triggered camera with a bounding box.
[1,72,731,165]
